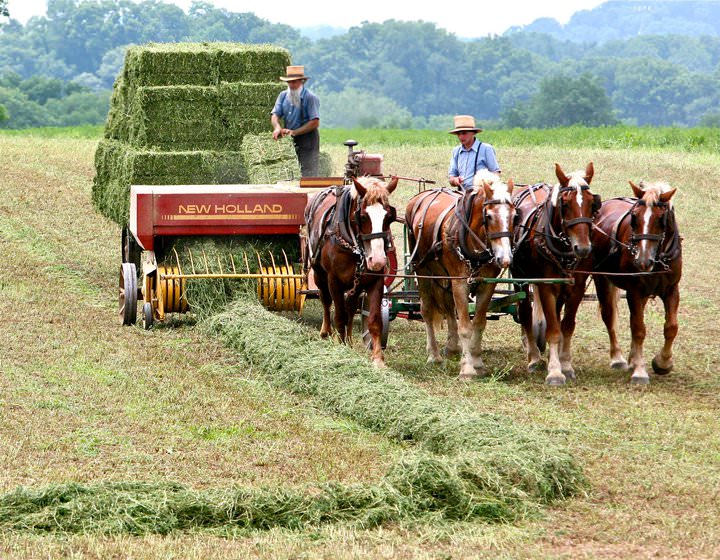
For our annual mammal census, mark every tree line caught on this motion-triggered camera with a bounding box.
[2,0,720,129]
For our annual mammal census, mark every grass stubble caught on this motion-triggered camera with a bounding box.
[0,135,719,558]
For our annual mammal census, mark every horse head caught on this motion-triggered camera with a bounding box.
[552,162,600,259]
[352,176,398,272]
[628,180,677,271]
[472,170,516,268]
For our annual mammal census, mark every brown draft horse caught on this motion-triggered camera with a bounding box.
[304,176,398,367]
[405,170,517,379]
[511,162,601,385]
[589,181,682,384]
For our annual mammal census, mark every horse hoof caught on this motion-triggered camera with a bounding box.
[320,331,331,339]
[562,368,576,381]
[651,357,673,375]
[545,374,566,387]
[610,360,629,371]
[528,360,546,373]
[372,360,387,369]
[630,375,650,386]
[457,373,476,381]
[426,356,443,365]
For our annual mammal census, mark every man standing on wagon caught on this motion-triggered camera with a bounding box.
[447,115,501,190]
[271,65,320,177]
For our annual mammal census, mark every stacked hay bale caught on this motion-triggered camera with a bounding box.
[93,42,301,227]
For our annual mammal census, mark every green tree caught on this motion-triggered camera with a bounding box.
[0,104,8,123]
[0,87,55,128]
[0,0,8,18]
[519,73,617,128]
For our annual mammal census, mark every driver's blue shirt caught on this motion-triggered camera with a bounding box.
[448,138,501,189]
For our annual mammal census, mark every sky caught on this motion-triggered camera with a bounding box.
[4,0,606,38]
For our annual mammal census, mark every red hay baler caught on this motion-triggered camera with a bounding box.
[119,140,387,329]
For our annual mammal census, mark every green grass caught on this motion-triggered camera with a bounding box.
[4,124,720,153]
[1,133,719,558]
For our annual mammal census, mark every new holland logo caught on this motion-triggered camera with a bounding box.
[163,203,298,221]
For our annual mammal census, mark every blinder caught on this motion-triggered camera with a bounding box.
[592,194,602,214]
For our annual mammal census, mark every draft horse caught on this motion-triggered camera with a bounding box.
[304,176,398,367]
[405,170,517,379]
[511,162,601,385]
[590,181,682,384]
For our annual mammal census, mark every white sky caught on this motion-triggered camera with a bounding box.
[5,0,605,38]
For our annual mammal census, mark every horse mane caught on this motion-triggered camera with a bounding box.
[350,176,390,205]
[639,181,675,207]
[472,169,500,187]
[551,169,589,206]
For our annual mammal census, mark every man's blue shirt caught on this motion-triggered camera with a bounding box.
[271,87,320,131]
[448,138,500,189]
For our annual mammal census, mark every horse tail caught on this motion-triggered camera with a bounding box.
[530,286,547,353]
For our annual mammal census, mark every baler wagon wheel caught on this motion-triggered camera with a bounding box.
[119,262,138,325]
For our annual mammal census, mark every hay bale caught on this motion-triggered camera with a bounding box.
[318,151,334,176]
[217,45,291,82]
[241,134,301,183]
[128,86,221,150]
[93,42,293,226]
[124,43,220,87]
[92,140,249,226]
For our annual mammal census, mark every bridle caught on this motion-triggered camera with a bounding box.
[454,188,515,267]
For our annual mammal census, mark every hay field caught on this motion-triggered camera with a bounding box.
[1,133,719,558]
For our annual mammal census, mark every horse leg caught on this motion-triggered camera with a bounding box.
[626,291,650,385]
[344,291,361,346]
[444,312,460,358]
[419,281,443,364]
[537,286,565,385]
[559,276,588,381]
[452,280,479,379]
[467,284,496,378]
[364,281,386,368]
[315,268,333,339]
[329,277,349,343]
[519,287,545,372]
[652,284,679,375]
[594,276,627,370]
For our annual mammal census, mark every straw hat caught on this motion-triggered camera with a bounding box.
[280,65,310,82]
[449,115,482,134]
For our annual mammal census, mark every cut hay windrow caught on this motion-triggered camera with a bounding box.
[204,293,586,506]
[0,452,537,535]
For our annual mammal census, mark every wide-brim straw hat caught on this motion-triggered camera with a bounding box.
[280,65,310,82]
[449,114,482,134]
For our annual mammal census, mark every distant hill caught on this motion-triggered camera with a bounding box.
[507,1,720,42]
[298,25,347,40]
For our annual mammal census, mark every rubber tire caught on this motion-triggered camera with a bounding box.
[120,262,138,326]
[142,302,154,330]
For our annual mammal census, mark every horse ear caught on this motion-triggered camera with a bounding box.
[483,181,493,199]
[507,178,514,195]
[555,163,569,186]
[659,187,677,203]
[386,175,399,193]
[352,177,367,197]
[629,180,644,199]
[584,162,594,183]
